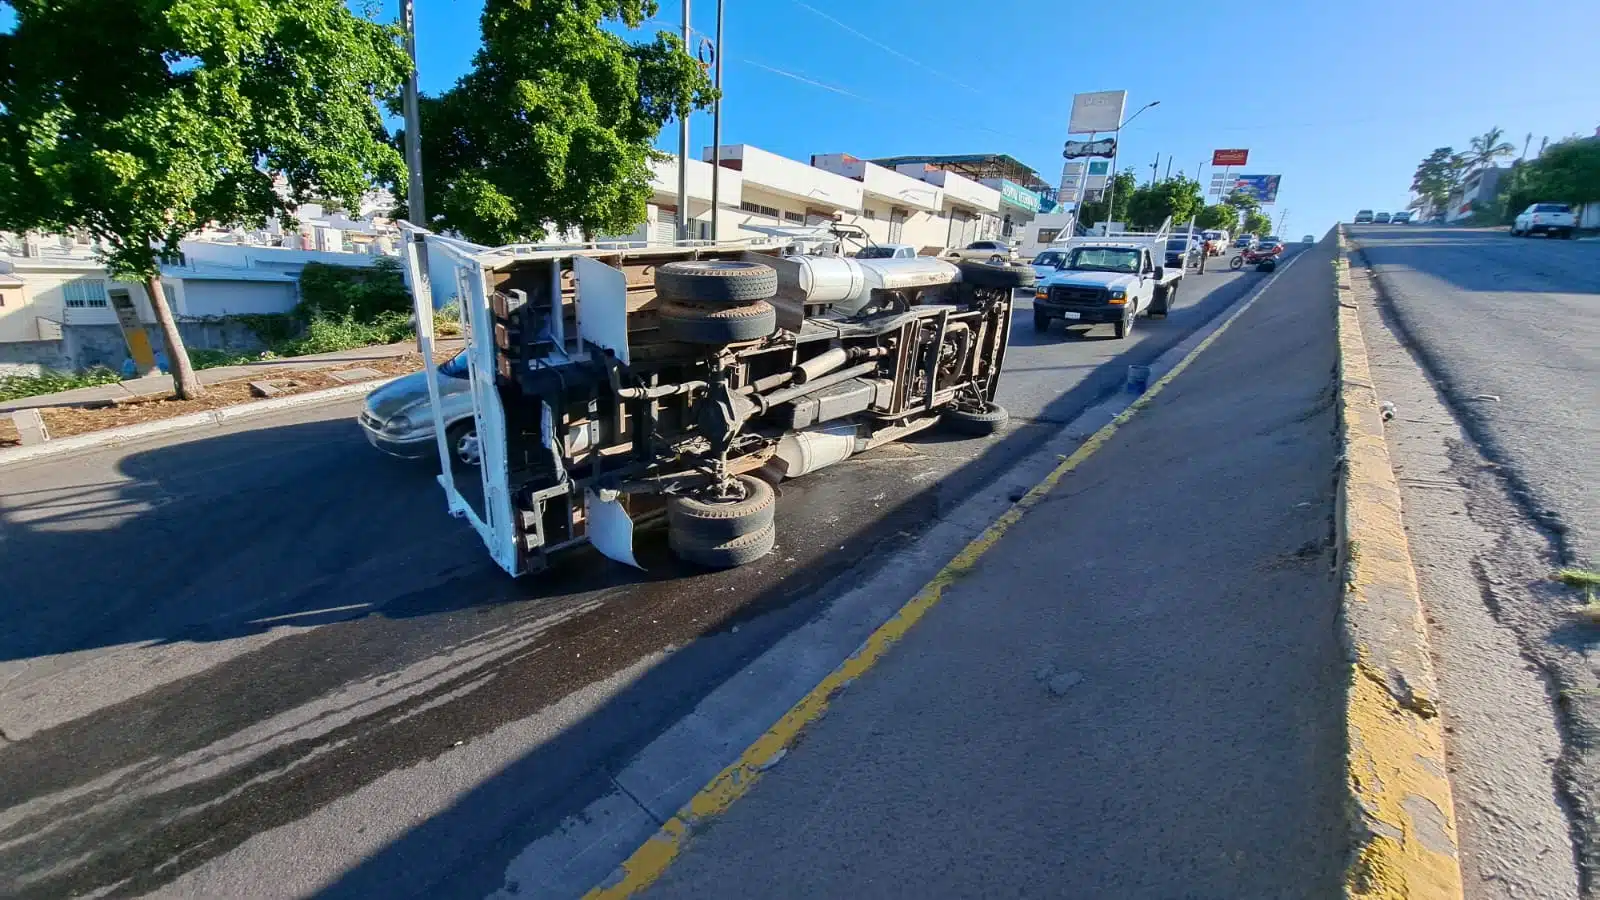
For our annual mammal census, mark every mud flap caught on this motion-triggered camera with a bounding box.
[586,488,642,570]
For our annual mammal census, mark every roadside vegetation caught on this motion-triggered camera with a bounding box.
[1073,171,1273,237]
[0,367,123,403]
[1556,568,1600,624]
[1411,126,1600,225]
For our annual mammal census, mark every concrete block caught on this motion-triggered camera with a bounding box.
[248,379,293,398]
[328,367,384,384]
[12,409,49,445]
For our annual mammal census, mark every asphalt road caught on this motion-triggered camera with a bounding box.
[0,252,1280,898]
[1349,225,1599,566]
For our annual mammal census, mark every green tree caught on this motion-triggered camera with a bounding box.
[0,0,408,398]
[1501,136,1600,222]
[1195,204,1238,232]
[403,1,715,245]
[1466,126,1516,175]
[1243,211,1272,237]
[1222,189,1260,220]
[1411,147,1459,214]
[1124,176,1205,231]
[1074,170,1139,230]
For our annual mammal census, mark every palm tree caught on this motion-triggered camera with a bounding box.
[1466,127,1516,174]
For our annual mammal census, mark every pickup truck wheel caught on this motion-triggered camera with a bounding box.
[941,401,1009,436]
[957,260,1035,289]
[1150,283,1173,317]
[668,475,775,543]
[1114,310,1134,339]
[654,260,778,304]
[657,298,777,344]
[670,523,777,569]
[1563,228,1576,239]
[1033,309,1051,332]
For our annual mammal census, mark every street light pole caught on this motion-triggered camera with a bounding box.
[1102,100,1157,229]
[710,0,724,242]
[676,0,691,242]
[400,0,425,226]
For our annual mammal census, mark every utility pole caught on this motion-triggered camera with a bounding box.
[1165,157,1172,181]
[1103,100,1158,228]
[1276,208,1290,235]
[1150,153,1160,185]
[709,0,725,242]
[676,0,691,241]
[400,0,425,226]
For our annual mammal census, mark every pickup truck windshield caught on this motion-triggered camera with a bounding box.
[855,246,898,259]
[1032,251,1065,267]
[1533,203,1571,213]
[1067,247,1141,273]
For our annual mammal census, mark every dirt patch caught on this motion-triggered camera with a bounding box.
[0,354,441,447]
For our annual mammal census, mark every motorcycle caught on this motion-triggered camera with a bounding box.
[1229,247,1277,272]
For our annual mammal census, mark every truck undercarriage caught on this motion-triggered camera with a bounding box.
[403,229,1032,576]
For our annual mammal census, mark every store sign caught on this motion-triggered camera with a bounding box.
[997,179,1041,213]
[1068,90,1127,134]
[1232,174,1282,204]
[1087,160,1110,176]
[1064,137,1116,159]
[1212,148,1249,166]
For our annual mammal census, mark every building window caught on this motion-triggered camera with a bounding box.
[740,200,780,219]
[1037,228,1061,245]
[863,209,876,220]
[63,278,109,308]
[783,211,805,223]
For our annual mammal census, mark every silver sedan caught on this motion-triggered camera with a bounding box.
[358,351,480,467]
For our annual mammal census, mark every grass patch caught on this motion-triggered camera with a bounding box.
[0,367,122,402]
[1555,568,1600,589]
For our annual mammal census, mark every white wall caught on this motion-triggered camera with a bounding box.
[180,280,298,317]
[177,241,382,279]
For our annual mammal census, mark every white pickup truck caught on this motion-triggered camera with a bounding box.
[1032,226,1185,339]
[1511,202,1577,239]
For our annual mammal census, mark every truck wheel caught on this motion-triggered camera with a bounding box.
[670,523,776,569]
[1150,284,1172,317]
[941,401,1008,436]
[957,260,1035,289]
[654,260,778,304]
[657,298,777,344]
[668,475,775,543]
[1114,309,1134,339]
[1033,309,1051,332]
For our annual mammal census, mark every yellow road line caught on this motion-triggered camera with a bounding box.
[586,258,1301,898]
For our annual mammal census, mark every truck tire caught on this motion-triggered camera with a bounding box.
[667,475,775,543]
[657,298,777,344]
[1033,308,1051,332]
[1114,308,1134,339]
[654,260,778,304]
[957,260,1035,289]
[1150,282,1174,317]
[941,401,1008,436]
[670,522,777,569]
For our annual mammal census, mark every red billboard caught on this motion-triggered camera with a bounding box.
[1212,149,1249,166]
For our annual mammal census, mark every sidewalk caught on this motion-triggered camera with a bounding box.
[643,244,1349,897]
[0,339,461,412]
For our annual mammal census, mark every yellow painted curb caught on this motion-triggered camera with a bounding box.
[1334,229,1464,900]
[585,255,1301,899]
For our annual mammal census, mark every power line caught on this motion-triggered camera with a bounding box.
[739,60,871,101]
[787,0,980,95]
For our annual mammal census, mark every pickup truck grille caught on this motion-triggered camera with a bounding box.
[1047,285,1109,307]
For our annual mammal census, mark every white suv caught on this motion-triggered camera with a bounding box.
[1512,203,1576,239]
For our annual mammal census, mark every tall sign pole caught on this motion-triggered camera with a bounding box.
[401,0,425,226]
[710,0,724,242]
[676,0,692,241]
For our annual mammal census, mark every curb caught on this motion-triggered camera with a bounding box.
[581,250,1309,899]
[0,377,397,467]
[1333,228,1464,899]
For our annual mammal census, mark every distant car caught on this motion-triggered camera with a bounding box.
[1511,202,1577,239]
[1302,234,1315,244]
[1257,237,1284,256]
[1391,211,1413,224]
[1233,235,1258,250]
[1029,249,1068,282]
[854,243,917,259]
[1200,230,1229,256]
[1164,237,1204,270]
[1354,210,1374,224]
[1374,212,1391,224]
[360,351,478,467]
[944,239,1018,263]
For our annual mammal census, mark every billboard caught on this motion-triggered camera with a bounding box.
[1212,149,1249,166]
[1064,137,1116,159]
[1068,90,1127,134]
[1231,174,1282,204]
[1087,160,1110,176]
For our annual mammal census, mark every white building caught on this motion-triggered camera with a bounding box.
[707,144,864,239]
[892,164,1003,248]
[809,153,945,252]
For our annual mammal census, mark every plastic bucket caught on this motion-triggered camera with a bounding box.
[1125,364,1152,394]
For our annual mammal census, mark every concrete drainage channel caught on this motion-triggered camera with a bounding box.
[494,253,1309,898]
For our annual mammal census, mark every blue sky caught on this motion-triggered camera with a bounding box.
[388,0,1600,238]
[7,0,1598,237]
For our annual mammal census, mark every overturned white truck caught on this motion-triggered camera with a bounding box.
[402,228,1034,577]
